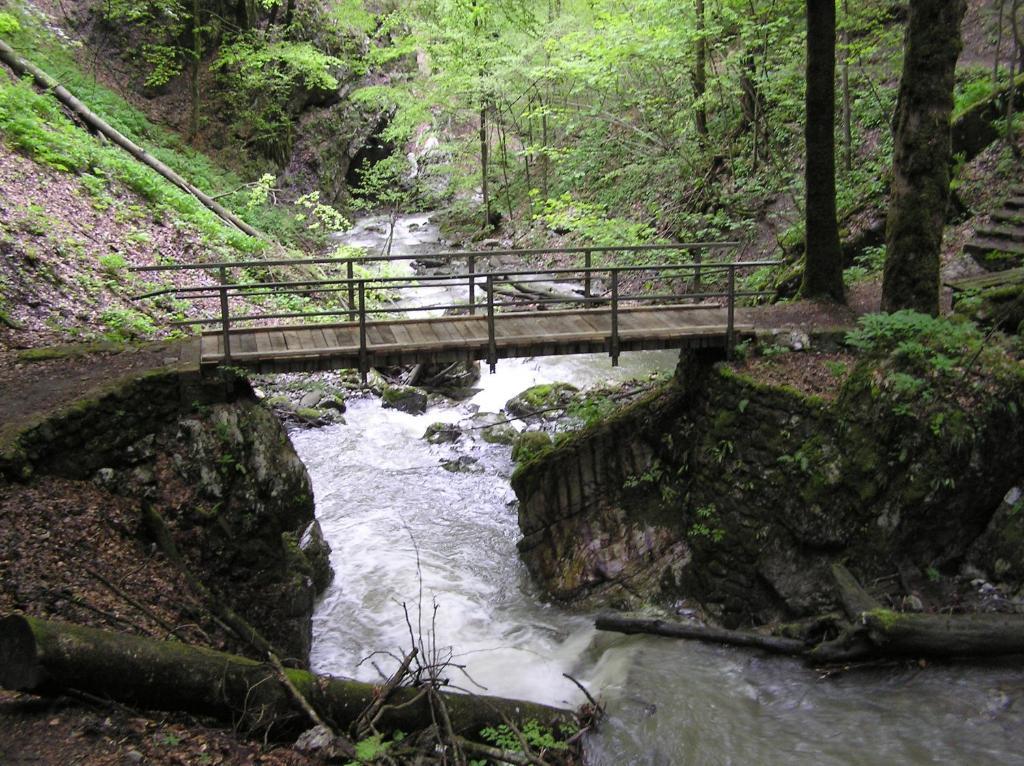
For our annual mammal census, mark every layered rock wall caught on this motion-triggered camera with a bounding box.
[512,351,1024,625]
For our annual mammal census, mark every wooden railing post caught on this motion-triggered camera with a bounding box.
[218,265,231,363]
[347,260,356,322]
[726,264,736,359]
[468,254,476,315]
[584,249,592,307]
[610,268,620,367]
[486,274,497,373]
[358,280,368,385]
[693,248,703,292]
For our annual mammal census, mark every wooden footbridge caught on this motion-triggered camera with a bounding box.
[133,244,779,377]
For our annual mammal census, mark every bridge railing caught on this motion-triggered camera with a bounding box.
[131,245,781,368]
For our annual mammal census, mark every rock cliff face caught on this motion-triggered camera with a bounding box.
[512,350,1024,625]
[1,365,330,662]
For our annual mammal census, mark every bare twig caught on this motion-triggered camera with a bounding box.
[266,650,336,735]
[83,566,186,641]
[561,673,604,717]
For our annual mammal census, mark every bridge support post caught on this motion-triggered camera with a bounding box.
[218,265,231,363]
[347,260,356,322]
[486,275,497,373]
[610,268,620,367]
[726,265,736,359]
[584,249,592,307]
[358,280,368,385]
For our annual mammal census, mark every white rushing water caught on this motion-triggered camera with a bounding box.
[291,214,1024,764]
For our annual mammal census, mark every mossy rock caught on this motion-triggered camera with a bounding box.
[423,421,460,444]
[382,385,428,415]
[505,383,579,419]
[511,431,553,464]
[264,395,294,410]
[481,421,518,445]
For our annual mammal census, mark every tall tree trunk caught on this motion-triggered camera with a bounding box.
[840,0,852,172]
[801,0,845,302]
[994,0,1006,88]
[882,0,967,315]
[693,0,708,139]
[189,0,201,141]
[480,102,490,229]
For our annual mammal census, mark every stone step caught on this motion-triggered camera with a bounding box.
[946,266,1024,292]
[974,223,1024,243]
[990,209,1024,225]
[1002,196,1024,210]
[964,237,1024,271]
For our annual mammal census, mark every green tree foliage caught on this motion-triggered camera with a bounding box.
[211,34,346,161]
[354,0,904,253]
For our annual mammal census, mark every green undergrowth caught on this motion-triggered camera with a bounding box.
[0,72,262,255]
[0,6,313,248]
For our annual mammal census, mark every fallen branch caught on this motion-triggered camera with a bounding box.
[595,614,807,656]
[353,647,418,739]
[600,564,1024,665]
[140,504,281,660]
[83,566,186,641]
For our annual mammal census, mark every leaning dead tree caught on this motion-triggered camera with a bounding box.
[597,563,1024,664]
[0,38,262,240]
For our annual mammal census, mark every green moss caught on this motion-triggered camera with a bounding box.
[511,431,553,466]
[16,341,128,362]
[865,607,902,630]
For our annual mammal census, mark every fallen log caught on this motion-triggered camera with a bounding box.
[0,615,572,739]
[598,564,1024,665]
[594,614,807,656]
[852,609,1024,659]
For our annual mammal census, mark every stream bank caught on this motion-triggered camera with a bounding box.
[0,359,330,662]
[513,343,1024,625]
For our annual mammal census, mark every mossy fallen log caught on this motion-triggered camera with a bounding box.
[0,615,572,739]
[597,565,1024,664]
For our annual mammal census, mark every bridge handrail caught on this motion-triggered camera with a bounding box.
[128,242,743,272]
[132,260,783,300]
[130,246,782,372]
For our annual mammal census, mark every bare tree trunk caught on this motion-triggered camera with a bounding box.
[801,0,845,302]
[497,112,514,223]
[841,0,853,173]
[1008,0,1022,156]
[995,0,1006,87]
[480,102,491,229]
[694,0,709,139]
[189,0,201,141]
[882,0,967,315]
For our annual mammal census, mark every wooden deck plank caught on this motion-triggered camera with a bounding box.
[269,331,288,353]
[237,331,258,356]
[254,332,272,355]
[194,305,765,374]
[282,329,305,351]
